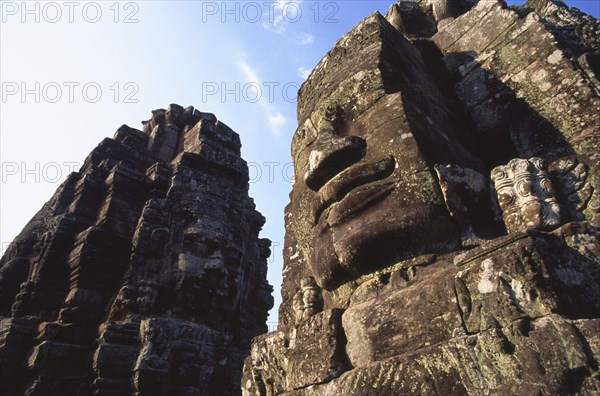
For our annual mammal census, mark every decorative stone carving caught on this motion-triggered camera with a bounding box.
[292,277,323,324]
[491,157,562,233]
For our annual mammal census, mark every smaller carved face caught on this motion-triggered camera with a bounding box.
[492,158,562,233]
[175,244,226,307]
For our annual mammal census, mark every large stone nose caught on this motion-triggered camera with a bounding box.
[304,135,366,191]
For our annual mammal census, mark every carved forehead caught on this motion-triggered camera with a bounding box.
[293,68,386,156]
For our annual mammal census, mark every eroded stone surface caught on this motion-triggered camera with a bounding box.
[242,309,348,395]
[0,104,273,395]
[433,0,600,160]
[286,315,600,396]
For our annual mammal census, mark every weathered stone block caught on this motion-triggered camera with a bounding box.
[435,163,503,246]
[243,309,348,395]
[342,262,461,367]
[491,157,562,233]
[550,152,600,222]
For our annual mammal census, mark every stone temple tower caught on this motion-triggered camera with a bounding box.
[0,104,273,395]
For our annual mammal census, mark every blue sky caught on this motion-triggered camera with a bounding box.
[1,0,598,324]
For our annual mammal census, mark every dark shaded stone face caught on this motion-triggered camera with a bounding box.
[173,227,242,322]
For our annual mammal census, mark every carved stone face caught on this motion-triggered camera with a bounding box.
[138,282,158,314]
[290,97,459,290]
[173,227,236,321]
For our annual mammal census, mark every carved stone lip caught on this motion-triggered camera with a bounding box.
[328,181,395,227]
[312,156,396,225]
[304,136,367,191]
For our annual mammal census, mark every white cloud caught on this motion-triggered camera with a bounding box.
[262,19,285,34]
[262,0,303,34]
[297,67,311,79]
[239,61,260,85]
[268,113,287,136]
[298,34,314,45]
[238,60,287,137]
